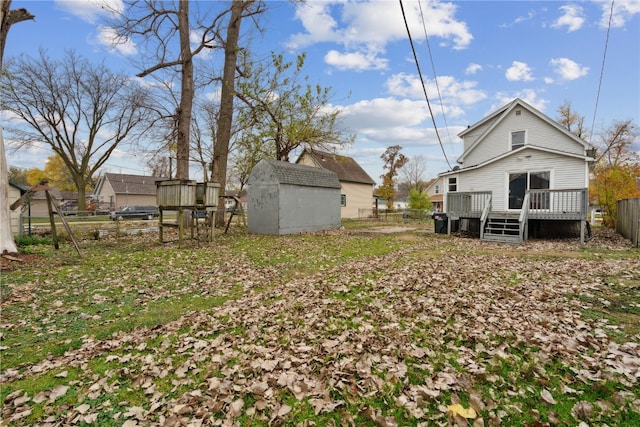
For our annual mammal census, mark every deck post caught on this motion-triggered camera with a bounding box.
[580,219,585,245]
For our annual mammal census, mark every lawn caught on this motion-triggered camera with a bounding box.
[1,223,638,426]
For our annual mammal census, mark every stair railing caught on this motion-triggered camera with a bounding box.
[519,192,531,244]
[480,194,492,240]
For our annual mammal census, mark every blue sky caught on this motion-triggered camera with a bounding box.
[3,0,639,185]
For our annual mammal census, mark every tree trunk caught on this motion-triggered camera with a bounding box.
[1,0,34,253]
[0,126,18,253]
[213,0,245,227]
[176,0,192,180]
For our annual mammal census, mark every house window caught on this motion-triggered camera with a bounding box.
[448,177,457,192]
[511,130,525,150]
[341,194,346,207]
[435,184,440,194]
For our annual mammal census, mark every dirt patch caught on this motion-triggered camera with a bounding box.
[0,253,42,272]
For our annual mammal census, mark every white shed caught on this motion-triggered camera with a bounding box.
[247,159,341,235]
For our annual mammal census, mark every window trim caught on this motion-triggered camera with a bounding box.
[511,130,526,150]
[448,177,457,192]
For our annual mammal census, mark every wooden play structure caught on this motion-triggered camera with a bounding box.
[156,180,220,245]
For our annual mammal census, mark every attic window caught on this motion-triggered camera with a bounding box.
[511,130,526,150]
[515,109,521,116]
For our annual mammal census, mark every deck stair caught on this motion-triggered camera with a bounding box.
[482,212,522,244]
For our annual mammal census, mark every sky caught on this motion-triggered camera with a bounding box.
[3,0,639,186]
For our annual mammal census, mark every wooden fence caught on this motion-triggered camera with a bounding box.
[616,197,640,247]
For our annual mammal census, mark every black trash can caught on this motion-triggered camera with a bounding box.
[432,212,448,234]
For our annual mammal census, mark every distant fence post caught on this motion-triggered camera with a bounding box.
[616,197,640,247]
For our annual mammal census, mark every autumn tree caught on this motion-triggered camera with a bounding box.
[236,52,354,163]
[25,155,78,191]
[1,0,34,253]
[1,50,152,214]
[590,119,640,226]
[378,145,408,210]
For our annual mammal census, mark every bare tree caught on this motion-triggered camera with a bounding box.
[400,155,429,192]
[557,100,586,139]
[2,50,152,213]
[108,1,264,187]
[1,0,34,253]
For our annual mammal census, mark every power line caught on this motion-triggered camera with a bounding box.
[398,0,452,169]
[589,0,615,141]
[416,0,455,156]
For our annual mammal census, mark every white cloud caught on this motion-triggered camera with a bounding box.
[600,0,640,28]
[552,5,585,32]
[55,0,122,23]
[324,50,388,71]
[96,27,137,56]
[339,97,429,130]
[549,58,589,80]
[505,61,534,82]
[287,1,472,71]
[465,63,483,75]
[385,73,486,110]
[494,90,549,113]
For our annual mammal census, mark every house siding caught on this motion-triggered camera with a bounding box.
[340,181,373,218]
[296,151,374,219]
[453,149,586,211]
[464,107,585,166]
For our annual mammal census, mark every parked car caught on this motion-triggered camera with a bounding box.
[109,205,159,221]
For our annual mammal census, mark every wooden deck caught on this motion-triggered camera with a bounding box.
[446,189,589,244]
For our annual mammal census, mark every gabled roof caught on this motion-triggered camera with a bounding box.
[97,173,166,195]
[28,186,63,201]
[250,159,341,189]
[440,145,591,177]
[297,149,376,185]
[457,98,593,164]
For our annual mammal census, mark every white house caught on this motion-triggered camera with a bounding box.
[439,98,595,244]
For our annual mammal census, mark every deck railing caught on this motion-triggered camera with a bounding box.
[447,188,587,220]
[446,191,492,219]
[527,188,587,220]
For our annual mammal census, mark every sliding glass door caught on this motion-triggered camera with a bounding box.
[508,171,550,210]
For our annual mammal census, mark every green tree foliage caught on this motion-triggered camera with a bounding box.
[378,145,408,210]
[408,188,432,210]
[236,52,353,163]
[7,166,27,186]
[590,119,640,226]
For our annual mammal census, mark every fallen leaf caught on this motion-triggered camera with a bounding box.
[541,389,557,405]
[447,403,477,419]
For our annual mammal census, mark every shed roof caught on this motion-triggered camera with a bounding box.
[297,149,376,185]
[250,159,341,189]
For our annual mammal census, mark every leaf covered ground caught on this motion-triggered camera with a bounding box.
[1,225,639,426]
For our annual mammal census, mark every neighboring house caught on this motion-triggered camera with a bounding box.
[296,149,376,219]
[439,98,594,244]
[92,173,166,211]
[17,185,63,218]
[425,177,444,212]
[8,181,27,235]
